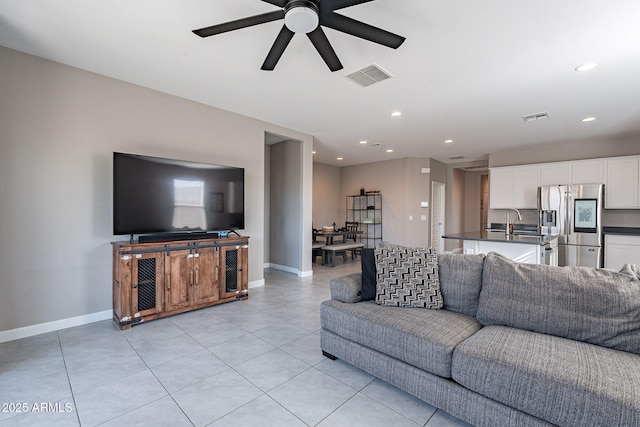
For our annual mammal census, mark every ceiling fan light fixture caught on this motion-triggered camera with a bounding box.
[284,1,319,34]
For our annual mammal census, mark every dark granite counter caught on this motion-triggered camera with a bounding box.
[603,227,640,236]
[443,230,558,246]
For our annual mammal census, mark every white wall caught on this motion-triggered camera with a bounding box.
[339,159,408,246]
[312,163,341,229]
[338,158,439,247]
[405,158,432,247]
[0,46,313,333]
[488,134,640,167]
[269,141,302,270]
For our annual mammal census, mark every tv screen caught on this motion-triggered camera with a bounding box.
[113,152,244,236]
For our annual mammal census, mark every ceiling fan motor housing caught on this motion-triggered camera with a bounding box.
[284,0,319,33]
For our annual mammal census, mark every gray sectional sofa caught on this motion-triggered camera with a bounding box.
[320,251,640,427]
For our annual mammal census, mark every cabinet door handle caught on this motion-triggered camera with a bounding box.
[167,275,171,290]
[195,268,199,285]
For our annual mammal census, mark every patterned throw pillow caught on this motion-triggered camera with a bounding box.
[375,247,443,309]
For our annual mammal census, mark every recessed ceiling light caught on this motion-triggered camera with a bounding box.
[360,140,368,144]
[386,149,394,153]
[444,139,453,144]
[390,111,402,117]
[575,62,599,72]
[581,116,597,122]
[312,151,316,154]
[337,157,344,160]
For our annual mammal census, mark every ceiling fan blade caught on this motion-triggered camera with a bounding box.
[262,26,295,70]
[261,0,287,7]
[307,27,343,72]
[321,12,405,49]
[193,10,285,37]
[321,0,375,12]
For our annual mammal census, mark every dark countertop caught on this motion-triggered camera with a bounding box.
[442,230,559,246]
[603,227,640,236]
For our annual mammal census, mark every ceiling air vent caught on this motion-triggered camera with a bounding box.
[522,112,549,122]
[346,64,392,87]
[448,155,466,160]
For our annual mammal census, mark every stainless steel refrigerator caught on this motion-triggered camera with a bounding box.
[538,183,604,268]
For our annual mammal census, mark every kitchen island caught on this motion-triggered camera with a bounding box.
[443,230,559,265]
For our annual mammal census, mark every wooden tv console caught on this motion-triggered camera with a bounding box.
[112,236,248,330]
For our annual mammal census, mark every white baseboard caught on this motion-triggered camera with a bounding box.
[299,269,313,277]
[249,279,265,288]
[267,263,300,275]
[0,309,112,344]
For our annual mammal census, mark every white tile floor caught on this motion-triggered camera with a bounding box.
[0,259,472,426]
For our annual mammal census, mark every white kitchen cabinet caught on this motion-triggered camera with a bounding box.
[513,166,540,208]
[489,167,514,209]
[539,162,571,186]
[490,166,539,209]
[490,155,639,211]
[571,159,605,184]
[605,234,640,271]
[605,156,639,208]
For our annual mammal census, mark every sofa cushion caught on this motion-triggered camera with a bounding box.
[437,253,485,317]
[477,252,640,355]
[375,246,443,309]
[320,299,482,378]
[452,325,640,427]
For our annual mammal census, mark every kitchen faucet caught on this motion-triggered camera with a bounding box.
[506,208,523,235]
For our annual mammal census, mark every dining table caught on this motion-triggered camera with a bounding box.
[316,229,363,245]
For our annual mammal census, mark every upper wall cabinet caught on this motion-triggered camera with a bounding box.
[489,166,539,209]
[571,159,605,184]
[489,167,514,209]
[512,166,540,209]
[539,162,571,186]
[606,156,639,208]
[490,155,640,210]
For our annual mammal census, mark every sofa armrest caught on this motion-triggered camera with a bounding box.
[329,273,363,303]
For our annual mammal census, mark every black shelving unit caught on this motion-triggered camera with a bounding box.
[346,193,382,248]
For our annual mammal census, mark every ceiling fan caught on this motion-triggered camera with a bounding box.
[192,0,405,72]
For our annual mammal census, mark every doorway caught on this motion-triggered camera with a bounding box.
[481,174,489,230]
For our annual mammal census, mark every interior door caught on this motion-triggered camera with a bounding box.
[431,181,446,253]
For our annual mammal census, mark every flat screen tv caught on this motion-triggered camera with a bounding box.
[113,152,244,237]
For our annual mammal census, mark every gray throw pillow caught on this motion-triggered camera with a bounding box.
[375,247,443,309]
